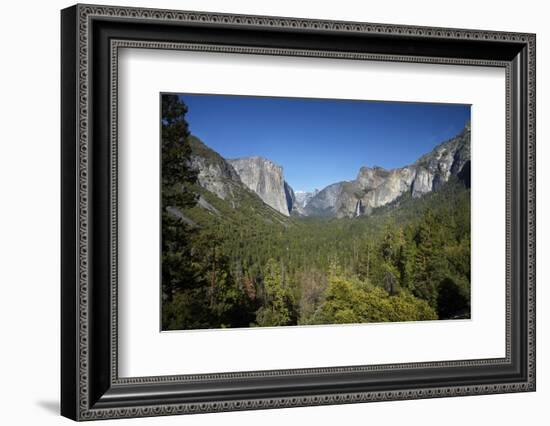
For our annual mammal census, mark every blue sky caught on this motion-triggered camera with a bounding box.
[179,94,470,193]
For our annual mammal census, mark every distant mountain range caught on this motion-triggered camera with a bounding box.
[186,123,470,219]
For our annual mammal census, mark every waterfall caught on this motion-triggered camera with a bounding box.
[355,200,362,217]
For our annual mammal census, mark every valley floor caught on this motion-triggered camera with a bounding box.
[162,179,471,331]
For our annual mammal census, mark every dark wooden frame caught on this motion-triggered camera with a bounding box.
[61,4,536,421]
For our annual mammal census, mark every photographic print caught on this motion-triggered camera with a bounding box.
[161,93,471,331]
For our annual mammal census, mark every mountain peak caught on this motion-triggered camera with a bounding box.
[305,125,470,218]
[229,156,282,171]
[227,157,290,216]
[189,124,470,219]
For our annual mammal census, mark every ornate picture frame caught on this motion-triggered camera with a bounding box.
[61,4,535,421]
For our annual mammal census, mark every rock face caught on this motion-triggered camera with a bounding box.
[189,136,247,207]
[413,122,470,193]
[295,190,318,208]
[228,157,291,216]
[304,124,471,218]
[186,123,470,219]
[284,181,296,214]
[188,136,242,203]
[187,137,295,217]
[292,189,319,215]
[303,182,345,217]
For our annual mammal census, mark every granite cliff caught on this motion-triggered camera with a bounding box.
[188,136,242,205]
[187,123,470,219]
[303,123,471,217]
[227,157,292,216]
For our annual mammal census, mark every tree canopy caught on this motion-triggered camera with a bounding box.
[161,97,471,330]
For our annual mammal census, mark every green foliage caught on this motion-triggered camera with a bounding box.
[312,271,437,324]
[161,126,471,329]
[294,268,328,325]
[193,231,257,328]
[256,258,293,326]
[162,288,211,330]
[161,95,200,321]
[161,95,197,208]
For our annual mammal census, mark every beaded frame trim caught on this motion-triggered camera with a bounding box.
[73,4,535,420]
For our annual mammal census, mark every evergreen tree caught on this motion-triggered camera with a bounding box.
[256,258,292,326]
[159,125,472,328]
[312,270,437,324]
[160,95,202,329]
[194,230,256,328]
[412,209,448,308]
[398,226,416,291]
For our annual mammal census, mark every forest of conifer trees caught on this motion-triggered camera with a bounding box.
[161,95,471,331]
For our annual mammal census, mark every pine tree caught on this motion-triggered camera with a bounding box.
[194,230,256,328]
[160,95,202,329]
[256,258,292,326]
[411,209,447,308]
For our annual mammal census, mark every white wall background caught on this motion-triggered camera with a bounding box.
[0,0,546,424]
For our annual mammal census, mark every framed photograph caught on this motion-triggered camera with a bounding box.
[61,4,536,421]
